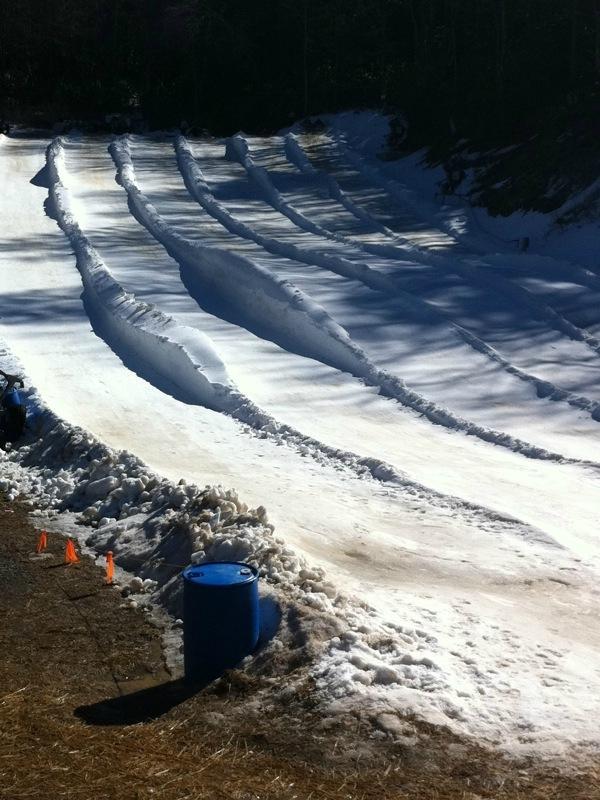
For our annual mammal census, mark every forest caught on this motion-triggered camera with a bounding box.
[1,0,599,146]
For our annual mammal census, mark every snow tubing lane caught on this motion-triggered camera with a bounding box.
[284,132,400,239]
[111,135,369,380]
[248,133,600,359]
[181,137,600,425]
[47,137,241,415]
[118,137,599,468]
[44,140,535,520]
[41,137,600,531]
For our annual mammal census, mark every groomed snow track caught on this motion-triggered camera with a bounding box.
[2,123,600,763]
[112,135,600,468]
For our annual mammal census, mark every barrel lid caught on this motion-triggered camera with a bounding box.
[183,561,258,587]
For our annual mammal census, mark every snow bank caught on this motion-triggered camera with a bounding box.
[0,341,483,743]
[110,136,366,380]
[122,139,594,466]
[284,132,600,365]
[285,132,399,238]
[184,139,600,427]
[46,138,237,414]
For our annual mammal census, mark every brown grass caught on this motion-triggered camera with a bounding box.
[0,497,599,800]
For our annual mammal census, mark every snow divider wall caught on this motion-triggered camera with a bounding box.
[191,138,600,424]
[283,134,600,361]
[177,135,399,296]
[46,138,238,414]
[120,137,598,466]
[226,134,341,241]
[111,135,368,380]
[282,132,318,175]
[285,132,400,239]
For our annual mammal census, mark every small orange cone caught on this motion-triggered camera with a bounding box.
[105,551,114,584]
[35,530,48,554]
[64,538,79,565]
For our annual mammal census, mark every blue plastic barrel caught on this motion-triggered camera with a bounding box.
[2,388,21,409]
[182,561,259,683]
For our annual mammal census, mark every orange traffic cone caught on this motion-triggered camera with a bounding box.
[35,530,47,554]
[105,551,114,584]
[64,538,79,565]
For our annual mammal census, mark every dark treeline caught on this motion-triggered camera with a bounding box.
[0,0,599,141]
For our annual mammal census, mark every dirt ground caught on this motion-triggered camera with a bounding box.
[0,496,599,800]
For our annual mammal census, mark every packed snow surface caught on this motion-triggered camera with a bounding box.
[0,115,599,762]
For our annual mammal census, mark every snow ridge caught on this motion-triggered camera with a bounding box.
[227,133,354,245]
[285,132,400,239]
[119,138,600,466]
[121,140,598,465]
[50,136,576,510]
[285,134,600,359]
[111,135,367,378]
[178,137,600,424]
[46,138,237,414]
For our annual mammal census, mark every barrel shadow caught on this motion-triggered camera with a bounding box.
[75,596,282,726]
[74,677,208,726]
[255,595,281,651]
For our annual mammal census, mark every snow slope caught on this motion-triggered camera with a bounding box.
[1,126,600,762]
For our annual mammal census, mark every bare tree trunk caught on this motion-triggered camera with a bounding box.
[594,0,600,76]
[570,0,580,84]
[379,0,388,101]
[409,0,423,80]
[303,0,309,116]
[448,0,459,104]
[494,0,507,124]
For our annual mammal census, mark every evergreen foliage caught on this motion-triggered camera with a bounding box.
[0,0,598,140]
